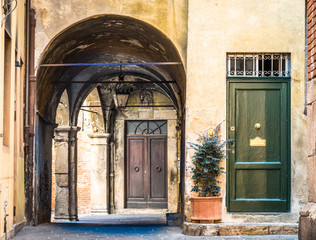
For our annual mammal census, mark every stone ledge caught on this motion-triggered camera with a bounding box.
[183,222,298,236]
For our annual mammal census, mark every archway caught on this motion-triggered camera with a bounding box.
[35,14,186,224]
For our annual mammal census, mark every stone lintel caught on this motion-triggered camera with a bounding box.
[183,222,298,236]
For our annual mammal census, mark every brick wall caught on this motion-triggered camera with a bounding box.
[76,130,92,214]
[307,0,316,203]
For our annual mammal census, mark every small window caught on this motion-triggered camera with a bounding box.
[227,53,290,77]
[126,120,167,135]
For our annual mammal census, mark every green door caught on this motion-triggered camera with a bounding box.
[227,80,290,212]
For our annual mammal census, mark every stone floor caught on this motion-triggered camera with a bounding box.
[12,224,298,240]
[12,214,298,240]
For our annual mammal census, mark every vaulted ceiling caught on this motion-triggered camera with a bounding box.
[36,15,186,123]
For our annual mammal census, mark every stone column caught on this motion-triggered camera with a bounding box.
[88,133,111,214]
[54,126,80,221]
[68,126,80,221]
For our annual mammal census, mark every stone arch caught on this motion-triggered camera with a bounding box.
[34,14,186,223]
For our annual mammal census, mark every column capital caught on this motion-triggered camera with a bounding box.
[88,133,111,138]
[88,133,111,145]
[55,126,81,133]
[54,126,81,142]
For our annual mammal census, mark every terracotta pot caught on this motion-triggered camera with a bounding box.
[190,196,222,221]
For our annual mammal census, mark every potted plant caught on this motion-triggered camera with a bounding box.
[189,122,232,223]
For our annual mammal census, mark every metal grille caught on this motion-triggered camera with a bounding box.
[126,120,167,135]
[227,53,291,77]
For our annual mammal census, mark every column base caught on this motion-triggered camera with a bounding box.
[91,209,109,214]
[54,216,78,222]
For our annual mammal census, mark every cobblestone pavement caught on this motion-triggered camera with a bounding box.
[13,224,298,240]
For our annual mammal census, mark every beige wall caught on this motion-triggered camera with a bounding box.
[0,0,26,238]
[33,0,307,224]
[185,0,306,222]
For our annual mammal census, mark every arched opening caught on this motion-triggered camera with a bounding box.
[35,14,186,224]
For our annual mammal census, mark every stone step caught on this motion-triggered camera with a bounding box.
[183,222,298,236]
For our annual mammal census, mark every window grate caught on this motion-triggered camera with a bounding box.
[227,53,291,77]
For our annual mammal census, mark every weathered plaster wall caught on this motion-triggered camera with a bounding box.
[0,0,26,238]
[31,0,188,70]
[185,0,306,222]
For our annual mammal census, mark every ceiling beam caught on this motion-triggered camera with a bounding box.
[58,80,177,84]
[40,62,182,67]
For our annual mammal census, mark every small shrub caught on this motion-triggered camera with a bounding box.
[190,122,233,197]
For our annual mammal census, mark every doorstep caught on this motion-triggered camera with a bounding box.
[183,222,298,236]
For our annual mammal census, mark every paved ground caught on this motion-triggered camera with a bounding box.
[13,224,298,240]
[12,215,298,240]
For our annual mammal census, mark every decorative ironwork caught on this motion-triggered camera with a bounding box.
[139,90,153,105]
[227,53,291,77]
[127,120,167,135]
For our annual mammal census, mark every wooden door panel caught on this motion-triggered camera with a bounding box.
[127,137,145,199]
[235,169,280,199]
[236,89,281,163]
[149,137,167,199]
[126,134,167,209]
[228,82,290,212]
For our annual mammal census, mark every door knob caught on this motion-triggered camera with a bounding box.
[254,123,261,130]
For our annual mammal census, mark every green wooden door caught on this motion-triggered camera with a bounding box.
[227,80,290,212]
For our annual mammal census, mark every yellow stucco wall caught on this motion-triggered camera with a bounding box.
[0,0,26,237]
[185,0,306,222]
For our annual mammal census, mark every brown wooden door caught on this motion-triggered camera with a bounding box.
[126,136,167,208]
